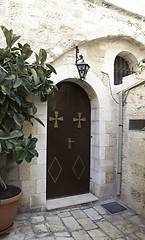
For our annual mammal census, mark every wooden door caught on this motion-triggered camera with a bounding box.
[47,82,90,199]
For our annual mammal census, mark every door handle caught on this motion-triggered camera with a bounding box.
[68,137,75,149]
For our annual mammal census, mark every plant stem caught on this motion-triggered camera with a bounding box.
[0,177,7,191]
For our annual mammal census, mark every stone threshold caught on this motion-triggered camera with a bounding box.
[46,193,98,210]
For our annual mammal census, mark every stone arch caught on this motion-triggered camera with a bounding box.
[102,39,144,91]
[50,64,111,196]
[50,23,145,61]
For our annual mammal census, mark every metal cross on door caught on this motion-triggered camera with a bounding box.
[49,111,63,128]
[47,82,91,199]
[73,112,86,128]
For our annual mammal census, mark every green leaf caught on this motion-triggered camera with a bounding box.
[0,130,23,140]
[11,34,21,46]
[31,103,37,114]
[15,136,38,162]
[9,139,23,150]
[11,47,20,51]
[46,64,57,74]
[1,26,12,48]
[1,117,14,131]
[0,70,6,83]
[16,150,28,161]
[32,116,45,126]
[0,101,8,123]
[27,136,37,148]
[13,113,24,126]
[25,154,34,163]
[36,67,45,82]
[23,137,29,146]
[21,78,32,92]
[18,43,33,61]
[14,77,22,88]
[1,26,20,48]
[35,53,39,62]
[15,96,22,106]
[28,149,38,157]
[15,159,23,164]
[1,86,8,95]
[39,49,47,63]
[0,130,10,139]
[45,70,53,77]
[5,74,15,81]
[16,56,25,69]
[5,140,13,150]
[31,68,40,84]
[0,93,5,104]
[0,113,4,124]
[10,130,23,138]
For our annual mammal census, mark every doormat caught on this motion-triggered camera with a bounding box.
[101,202,127,214]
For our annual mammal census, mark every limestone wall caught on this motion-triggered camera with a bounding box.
[122,84,145,216]
[0,0,145,60]
[0,0,145,212]
[105,0,145,17]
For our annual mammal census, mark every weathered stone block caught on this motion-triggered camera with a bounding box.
[131,188,141,202]
[30,193,46,209]
[105,171,115,183]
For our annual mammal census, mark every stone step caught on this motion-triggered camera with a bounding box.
[46,193,98,210]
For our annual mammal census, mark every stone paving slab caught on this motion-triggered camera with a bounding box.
[0,202,145,239]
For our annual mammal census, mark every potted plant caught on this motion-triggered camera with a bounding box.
[0,26,57,234]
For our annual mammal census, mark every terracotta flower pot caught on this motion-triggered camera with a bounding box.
[0,185,22,235]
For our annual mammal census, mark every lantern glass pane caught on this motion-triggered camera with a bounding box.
[76,63,90,80]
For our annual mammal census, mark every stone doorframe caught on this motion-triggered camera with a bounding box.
[27,63,112,210]
[50,64,112,198]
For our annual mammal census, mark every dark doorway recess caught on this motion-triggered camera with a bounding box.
[47,82,91,199]
[102,202,127,214]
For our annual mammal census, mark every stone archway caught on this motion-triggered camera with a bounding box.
[102,39,144,91]
[50,64,111,198]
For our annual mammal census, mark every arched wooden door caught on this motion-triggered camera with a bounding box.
[47,82,91,199]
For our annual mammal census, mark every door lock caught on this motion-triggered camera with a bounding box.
[68,137,75,149]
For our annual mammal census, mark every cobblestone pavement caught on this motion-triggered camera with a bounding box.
[1,201,145,240]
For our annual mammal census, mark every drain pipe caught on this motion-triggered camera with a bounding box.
[116,91,123,196]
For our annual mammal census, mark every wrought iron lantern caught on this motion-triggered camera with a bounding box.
[75,46,90,80]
